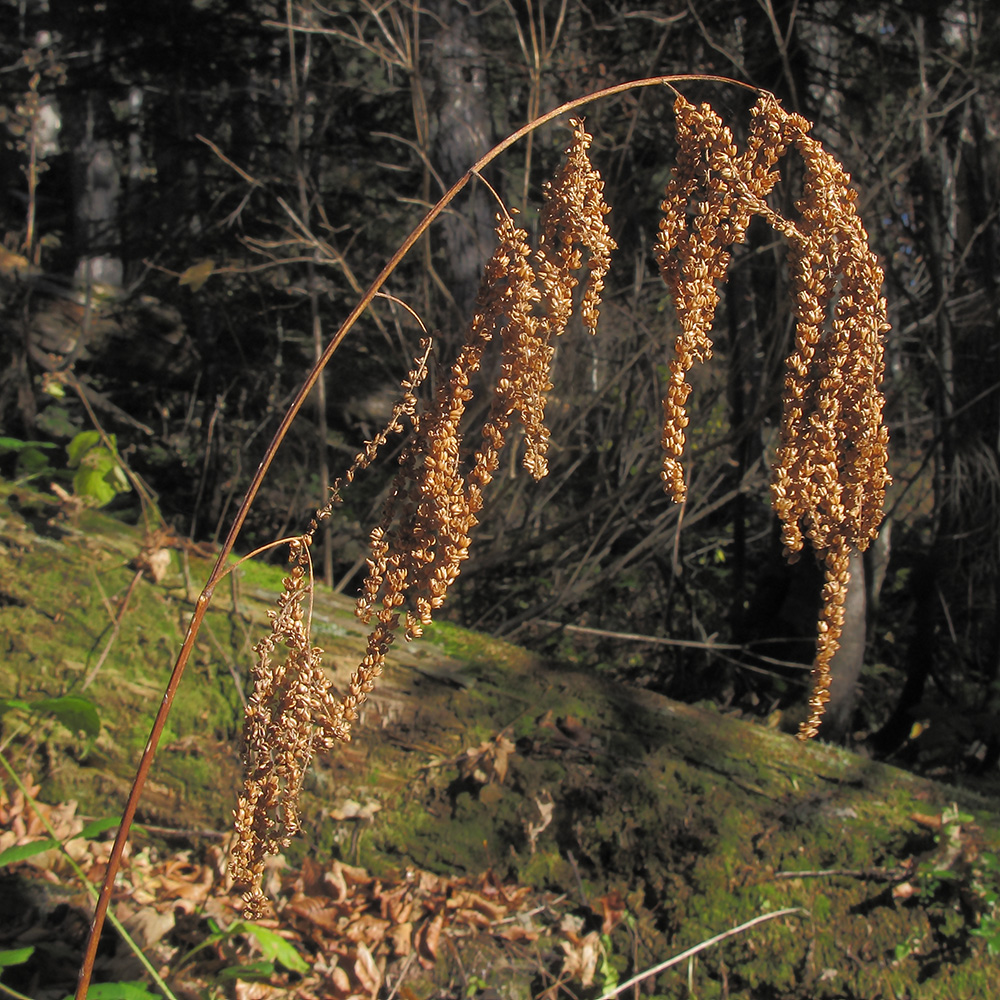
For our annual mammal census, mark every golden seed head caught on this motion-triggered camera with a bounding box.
[657,93,890,737]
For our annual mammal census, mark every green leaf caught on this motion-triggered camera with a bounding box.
[66,430,103,468]
[0,698,31,719]
[0,437,58,454]
[0,946,34,969]
[74,465,118,506]
[0,837,59,866]
[36,405,78,438]
[217,960,277,982]
[61,982,162,1000]
[79,816,122,839]
[65,432,129,506]
[31,696,101,738]
[16,446,55,477]
[230,921,309,974]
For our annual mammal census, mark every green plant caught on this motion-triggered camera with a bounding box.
[0,430,131,510]
[172,917,308,984]
[0,694,101,746]
[0,436,58,481]
[0,706,174,1000]
[892,807,1000,965]
[595,933,621,994]
[65,431,131,508]
[970,849,1000,954]
[0,947,34,1000]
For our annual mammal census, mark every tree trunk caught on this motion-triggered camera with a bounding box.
[421,1,496,323]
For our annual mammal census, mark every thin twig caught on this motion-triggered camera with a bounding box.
[383,949,418,1000]
[597,908,807,999]
[772,866,908,881]
[80,568,144,691]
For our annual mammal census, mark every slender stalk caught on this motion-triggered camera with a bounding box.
[597,907,806,999]
[74,73,756,999]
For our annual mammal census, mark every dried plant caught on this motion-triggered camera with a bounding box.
[230,119,616,914]
[79,78,890,990]
[655,93,890,739]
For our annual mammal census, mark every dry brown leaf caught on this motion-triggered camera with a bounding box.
[495,922,540,943]
[526,790,554,854]
[379,885,415,924]
[287,896,346,937]
[122,906,176,949]
[344,913,390,947]
[418,911,445,969]
[594,890,626,935]
[329,964,353,995]
[353,942,382,998]
[233,982,288,1000]
[296,855,327,895]
[387,921,413,955]
[337,860,373,886]
[560,929,602,987]
[452,907,491,929]
[491,735,515,784]
[135,546,171,582]
[323,865,349,902]
[447,889,506,921]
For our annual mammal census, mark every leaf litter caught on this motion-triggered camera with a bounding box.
[0,771,608,999]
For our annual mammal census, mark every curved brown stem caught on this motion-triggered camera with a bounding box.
[74,72,757,999]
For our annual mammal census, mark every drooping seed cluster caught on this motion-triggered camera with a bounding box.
[230,119,615,914]
[356,119,615,634]
[229,97,891,912]
[655,94,802,502]
[229,536,349,918]
[771,112,891,739]
[656,92,890,739]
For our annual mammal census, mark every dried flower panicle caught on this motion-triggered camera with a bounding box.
[655,95,796,502]
[229,536,348,918]
[538,118,616,340]
[657,93,890,739]
[770,110,891,739]
[231,120,616,913]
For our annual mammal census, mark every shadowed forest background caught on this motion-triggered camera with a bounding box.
[2,0,999,773]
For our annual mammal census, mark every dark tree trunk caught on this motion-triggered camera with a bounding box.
[422,2,496,322]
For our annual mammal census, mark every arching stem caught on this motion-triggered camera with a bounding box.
[75,72,757,999]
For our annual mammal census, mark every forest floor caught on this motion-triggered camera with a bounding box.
[2,477,1000,1000]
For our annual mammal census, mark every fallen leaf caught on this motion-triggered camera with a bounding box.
[526,790,554,854]
[560,930,602,987]
[122,906,176,949]
[595,890,626,934]
[387,921,413,955]
[353,942,381,997]
[418,911,444,969]
[135,546,171,583]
